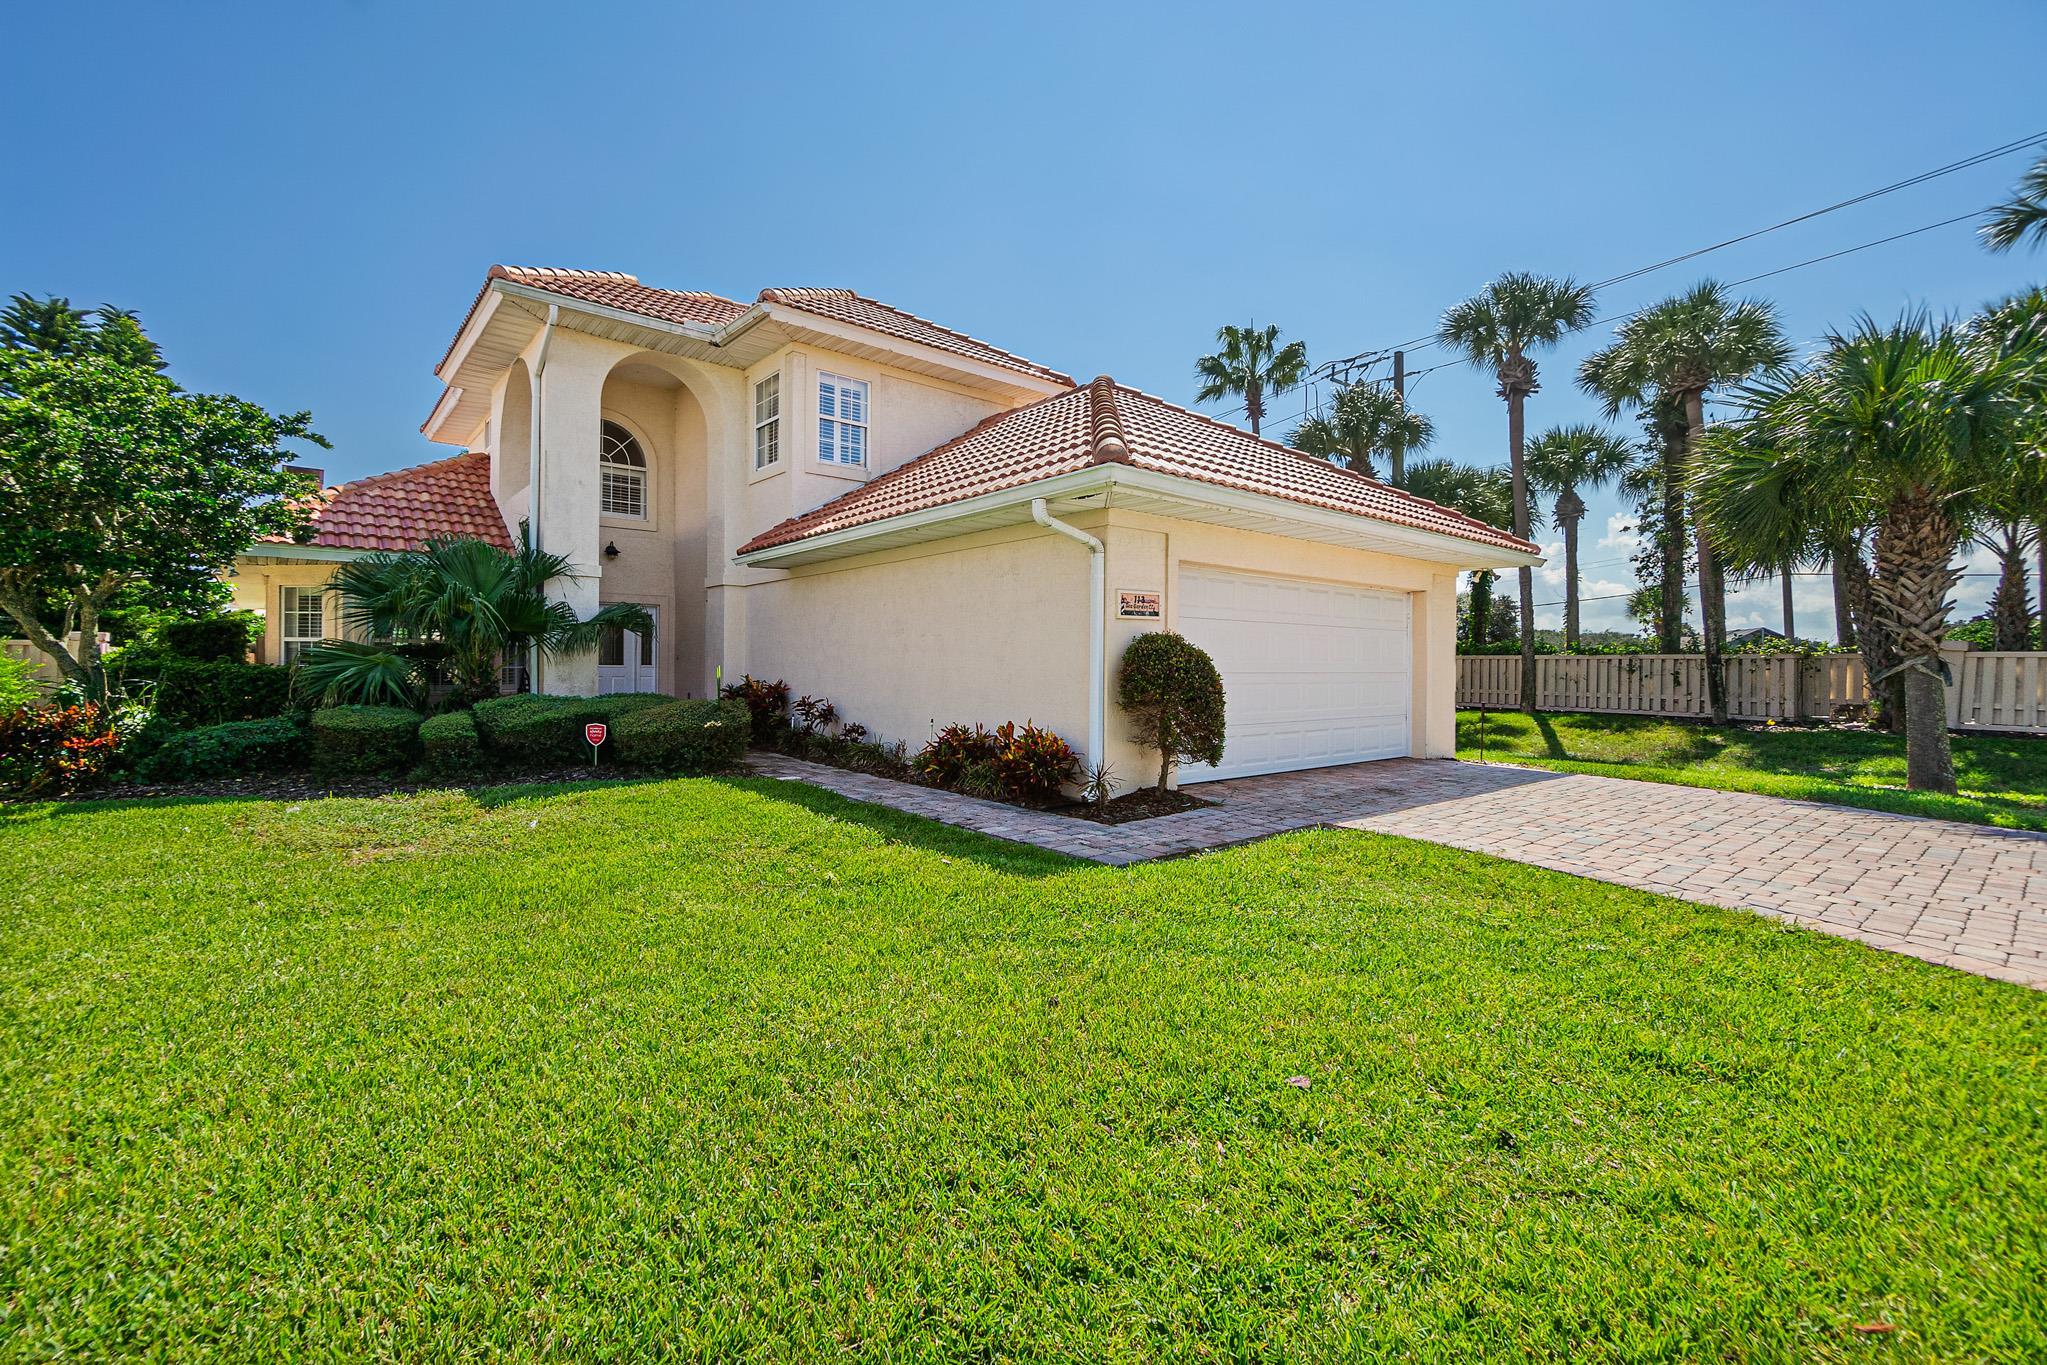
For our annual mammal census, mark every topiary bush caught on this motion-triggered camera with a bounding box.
[157,612,264,663]
[138,716,308,782]
[613,698,750,773]
[149,659,293,729]
[310,706,422,780]
[1117,632,1226,793]
[472,693,677,765]
[417,711,481,776]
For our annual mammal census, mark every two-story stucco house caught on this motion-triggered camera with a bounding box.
[231,266,1538,790]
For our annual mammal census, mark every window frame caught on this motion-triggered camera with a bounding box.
[278,585,327,665]
[816,372,870,469]
[752,373,782,473]
[598,419,650,522]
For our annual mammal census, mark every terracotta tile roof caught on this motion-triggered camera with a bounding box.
[737,378,1536,558]
[259,452,512,553]
[442,265,1072,385]
[755,287,1074,385]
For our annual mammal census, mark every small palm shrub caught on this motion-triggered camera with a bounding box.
[915,723,1000,787]
[613,699,750,773]
[310,706,422,780]
[721,675,790,743]
[417,711,481,776]
[990,721,1078,803]
[139,716,307,782]
[0,702,119,796]
[1117,632,1226,793]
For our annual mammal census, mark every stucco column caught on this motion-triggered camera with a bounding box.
[1419,572,1458,758]
[533,335,610,696]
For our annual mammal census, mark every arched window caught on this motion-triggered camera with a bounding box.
[599,420,648,520]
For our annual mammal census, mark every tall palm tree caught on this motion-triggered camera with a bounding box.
[1968,287,2047,641]
[1578,281,1790,722]
[1438,272,1596,710]
[1406,458,1518,645]
[299,526,653,709]
[1981,154,2047,254]
[1286,382,1434,482]
[1524,424,1633,649]
[1694,313,2032,794]
[1194,322,1308,438]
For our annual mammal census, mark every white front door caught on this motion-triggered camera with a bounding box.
[595,608,659,694]
[1177,566,1412,783]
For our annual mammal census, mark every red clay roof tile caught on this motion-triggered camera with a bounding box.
[260,452,511,554]
[736,380,1536,558]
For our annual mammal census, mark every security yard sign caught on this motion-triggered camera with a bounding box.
[585,721,608,765]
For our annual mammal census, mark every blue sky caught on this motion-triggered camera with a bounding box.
[8,1,2043,637]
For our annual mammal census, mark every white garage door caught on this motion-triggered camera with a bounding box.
[1177,566,1412,783]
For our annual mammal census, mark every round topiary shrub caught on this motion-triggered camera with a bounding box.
[310,705,422,780]
[417,711,481,777]
[1116,632,1225,793]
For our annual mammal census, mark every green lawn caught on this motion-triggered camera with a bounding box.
[1458,709,2047,832]
[3,780,2041,1360]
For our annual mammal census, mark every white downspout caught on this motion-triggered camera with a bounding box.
[527,304,558,691]
[1031,498,1105,772]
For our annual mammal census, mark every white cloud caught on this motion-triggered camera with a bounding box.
[1596,514,1640,553]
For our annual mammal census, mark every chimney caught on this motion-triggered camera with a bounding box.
[283,463,326,489]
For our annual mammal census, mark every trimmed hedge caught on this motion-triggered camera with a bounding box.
[613,699,750,773]
[472,693,677,764]
[418,711,480,775]
[158,614,263,663]
[148,659,293,729]
[139,716,308,782]
[310,706,422,779]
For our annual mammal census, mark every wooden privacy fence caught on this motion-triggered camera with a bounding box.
[1458,649,2047,734]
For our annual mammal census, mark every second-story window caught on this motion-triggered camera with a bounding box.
[599,420,647,519]
[817,373,868,467]
[753,374,780,471]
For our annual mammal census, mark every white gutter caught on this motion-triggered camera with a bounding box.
[1031,498,1106,775]
[528,303,558,690]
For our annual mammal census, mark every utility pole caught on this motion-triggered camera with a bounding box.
[1389,349,1407,486]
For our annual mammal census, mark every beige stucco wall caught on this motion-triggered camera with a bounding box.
[225,559,348,665]
[738,523,1092,756]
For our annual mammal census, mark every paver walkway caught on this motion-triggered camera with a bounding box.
[749,754,2047,989]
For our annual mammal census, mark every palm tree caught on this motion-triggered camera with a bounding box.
[1981,154,2047,254]
[1694,313,2033,794]
[1578,281,1790,722]
[1194,322,1308,437]
[1969,287,2047,642]
[1524,424,1633,649]
[1287,382,1434,482]
[298,526,653,709]
[1406,458,1518,645]
[1438,272,1596,710]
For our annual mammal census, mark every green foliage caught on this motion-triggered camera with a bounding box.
[0,701,118,795]
[0,293,165,371]
[138,716,308,782]
[146,659,293,729]
[1947,615,2044,650]
[471,693,675,765]
[915,723,1001,787]
[155,612,264,663]
[1116,632,1226,791]
[1286,382,1433,480]
[990,721,1079,803]
[720,675,790,743]
[1193,322,1309,436]
[309,705,422,780]
[1980,152,2047,253]
[417,711,481,777]
[0,653,41,712]
[612,699,750,774]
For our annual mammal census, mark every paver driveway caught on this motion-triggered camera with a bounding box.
[751,754,2047,989]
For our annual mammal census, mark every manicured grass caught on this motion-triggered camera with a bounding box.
[3,779,2042,1359]
[1458,709,2047,832]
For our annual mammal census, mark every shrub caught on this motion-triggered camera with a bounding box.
[0,654,42,713]
[721,675,790,743]
[149,659,293,728]
[310,706,422,779]
[915,723,1001,787]
[472,693,677,765]
[990,721,1079,804]
[613,698,750,773]
[791,694,840,735]
[1117,632,1226,793]
[0,703,119,796]
[139,716,308,782]
[418,711,481,776]
[157,612,264,663]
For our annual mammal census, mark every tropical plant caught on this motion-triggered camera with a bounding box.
[721,675,791,743]
[1693,312,2036,794]
[1980,154,2047,254]
[300,527,652,709]
[1578,281,1791,722]
[1116,632,1225,793]
[1524,424,1634,649]
[1405,458,1520,647]
[1438,272,1596,708]
[1194,322,1308,437]
[1967,287,2047,643]
[1287,382,1433,483]
[0,293,165,371]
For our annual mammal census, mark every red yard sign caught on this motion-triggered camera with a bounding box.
[585,722,608,748]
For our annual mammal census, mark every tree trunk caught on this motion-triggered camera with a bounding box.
[1507,376,1536,712]
[1780,561,1796,641]
[1558,489,1585,650]
[1469,570,1494,646]
[1683,391,1728,724]
[2036,519,2046,646]
[1156,743,1171,795]
[1830,555,1857,647]
[1658,427,1686,653]
[1246,379,1263,438]
[0,587,92,688]
[1990,532,2033,650]
[1839,546,1902,733]
[1389,443,1405,488]
[1870,488,1961,794]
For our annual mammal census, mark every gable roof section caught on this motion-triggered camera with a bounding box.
[259,452,512,553]
[737,378,1537,558]
[447,266,1073,385]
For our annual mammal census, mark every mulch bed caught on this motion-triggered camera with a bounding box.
[5,765,659,806]
[1056,787,1215,824]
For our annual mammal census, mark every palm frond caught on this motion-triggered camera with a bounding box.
[292,640,425,709]
[1981,156,2047,254]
